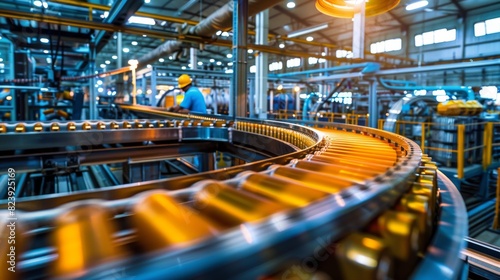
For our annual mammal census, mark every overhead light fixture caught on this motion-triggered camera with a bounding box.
[144,0,151,3]
[406,0,428,11]
[34,1,48,8]
[40,38,49,43]
[128,16,155,26]
[287,23,329,38]
[123,48,130,53]
[131,41,138,45]
[112,55,118,59]
[226,53,233,59]
[306,36,314,42]
[316,0,400,18]
[286,1,296,8]
[159,58,165,62]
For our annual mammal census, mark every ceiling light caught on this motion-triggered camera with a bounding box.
[128,16,155,26]
[198,61,203,66]
[227,62,233,66]
[159,58,165,62]
[226,53,233,59]
[46,57,52,64]
[169,56,173,60]
[316,0,399,18]
[181,66,186,70]
[161,21,167,26]
[112,55,118,59]
[147,64,152,68]
[123,48,130,53]
[40,38,49,43]
[221,31,229,37]
[43,50,49,54]
[306,36,314,41]
[143,34,147,37]
[216,61,222,66]
[279,43,285,48]
[144,0,151,3]
[34,1,42,7]
[248,49,254,54]
[105,60,110,64]
[100,64,106,69]
[406,0,428,11]
[288,23,329,38]
[131,41,138,45]
[209,58,215,63]
[286,1,296,9]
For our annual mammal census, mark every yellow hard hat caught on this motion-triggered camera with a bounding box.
[178,74,192,88]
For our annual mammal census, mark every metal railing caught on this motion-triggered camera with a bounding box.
[378,119,500,179]
[278,110,368,126]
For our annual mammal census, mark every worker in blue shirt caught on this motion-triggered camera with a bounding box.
[168,74,207,114]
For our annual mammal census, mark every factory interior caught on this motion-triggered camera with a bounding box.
[0,0,500,279]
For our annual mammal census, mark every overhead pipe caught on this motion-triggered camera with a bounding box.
[279,62,380,79]
[137,0,283,67]
[378,78,475,100]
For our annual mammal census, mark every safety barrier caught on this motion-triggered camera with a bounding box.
[378,119,500,179]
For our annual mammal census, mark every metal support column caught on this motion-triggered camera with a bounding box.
[117,32,122,69]
[190,48,197,70]
[89,43,97,120]
[116,32,124,100]
[142,76,147,104]
[151,67,157,106]
[255,9,269,119]
[352,1,366,59]
[231,0,248,118]
[368,79,377,128]
[248,79,255,117]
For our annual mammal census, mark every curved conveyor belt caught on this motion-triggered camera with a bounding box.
[0,107,467,280]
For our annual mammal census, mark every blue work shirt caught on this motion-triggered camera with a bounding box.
[180,86,207,113]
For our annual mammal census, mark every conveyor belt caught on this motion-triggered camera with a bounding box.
[0,109,467,280]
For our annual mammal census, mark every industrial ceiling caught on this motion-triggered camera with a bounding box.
[0,0,498,79]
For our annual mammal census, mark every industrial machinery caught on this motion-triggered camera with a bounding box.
[0,107,467,279]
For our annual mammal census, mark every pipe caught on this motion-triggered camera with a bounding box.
[468,199,496,218]
[137,0,282,67]
[275,62,380,78]
[378,78,475,100]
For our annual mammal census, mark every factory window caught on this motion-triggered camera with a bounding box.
[370,38,402,54]
[269,61,283,71]
[308,57,318,65]
[336,50,353,58]
[474,17,500,37]
[414,28,456,47]
[286,58,301,68]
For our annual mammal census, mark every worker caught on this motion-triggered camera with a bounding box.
[168,74,207,114]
